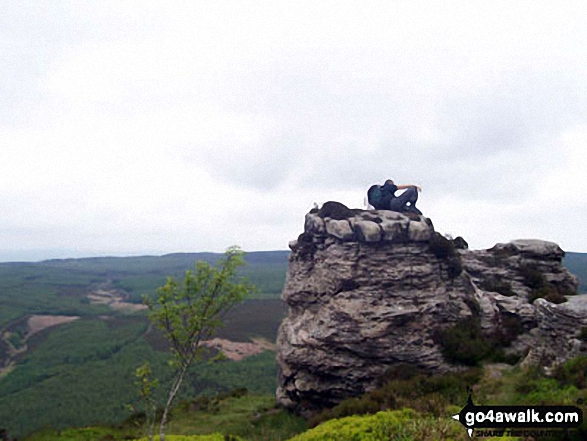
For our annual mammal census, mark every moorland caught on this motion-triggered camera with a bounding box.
[0,251,288,438]
[0,249,586,439]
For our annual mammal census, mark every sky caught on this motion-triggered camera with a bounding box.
[1,1,587,262]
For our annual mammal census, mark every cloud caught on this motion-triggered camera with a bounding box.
[1,1,587,259]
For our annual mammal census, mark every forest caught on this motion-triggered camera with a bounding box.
[0,251,288,438]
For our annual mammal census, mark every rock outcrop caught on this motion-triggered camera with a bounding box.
[276,203,584,415]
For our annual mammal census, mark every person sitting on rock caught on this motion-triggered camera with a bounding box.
[368,179,422,214]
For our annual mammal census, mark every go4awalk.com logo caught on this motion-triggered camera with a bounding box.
[452,391,583,438]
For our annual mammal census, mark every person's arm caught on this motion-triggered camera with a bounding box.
[396,184,422,192]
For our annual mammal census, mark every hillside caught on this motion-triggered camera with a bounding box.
[0,247,585,438]
[0,250,288,438]
[564,252,587,293]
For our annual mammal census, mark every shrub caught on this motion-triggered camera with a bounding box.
[333,396,381,417]
[136,435,243,441]
[434,317,492,366]
[428,233,463,279]
[478,277,515,297]
[519,263,571,304]
[514,366,543,395]
[519,264,544,290]
[293,409,466,441]
[554,356,587,389]
[429,233,454,259]
[528,285,567,304]
[310,367,481,427]
[491,314,524,347]
[453,236,468,250]
[309,396,380,427]
[375,364,422,387]
[446,258,463,279]
[434,315,523,366]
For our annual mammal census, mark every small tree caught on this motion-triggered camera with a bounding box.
[134,362,159,441]
[143,246,254,441]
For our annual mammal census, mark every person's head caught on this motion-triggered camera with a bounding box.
[385,179,394,185]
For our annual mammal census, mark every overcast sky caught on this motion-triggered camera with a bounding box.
[1,1,586,261]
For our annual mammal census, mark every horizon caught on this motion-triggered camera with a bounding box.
[2,241,586,265]
[0,247,291,264]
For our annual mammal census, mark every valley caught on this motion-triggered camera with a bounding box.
[0,249,584,438]
[0,251,288,438]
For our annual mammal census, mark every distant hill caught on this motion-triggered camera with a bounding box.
[0,250,290,328]
[564,251,587,293]
[0,250,290,438]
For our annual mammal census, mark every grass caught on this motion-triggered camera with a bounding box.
[166,394,307,440]
[291,409,469,441]
[17,356,587,441]
[22,393,306,441]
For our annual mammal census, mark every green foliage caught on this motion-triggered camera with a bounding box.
[428,233,462,279]
[527,285,568,304]
[144,246,256,439]
[429,233,455,259]
[130,392,304,440]
[477,277,515,297]
[195,351,278,395]
[134,361,160,440]
[310,367,480,427]
[554,356,587,389]
[435,314,524,367]
[292,409,467,441]
[520,263,575,304]
[0,316,280,438]
[0,251,288,332]
[7,331,24,350]
[0,249,284,438]
[434,317,493,366]
[24,426,136,441]
[145,247,255,366]
[0,320,157,438]
[321,396,381,421]
[163,393,306,440]
[136,435,243,441]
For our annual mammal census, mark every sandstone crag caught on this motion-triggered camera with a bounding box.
[276,203,584,415]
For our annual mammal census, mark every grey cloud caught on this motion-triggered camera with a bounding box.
[439,70,587,156]
[192,50,587,204]
[2,2,587,257]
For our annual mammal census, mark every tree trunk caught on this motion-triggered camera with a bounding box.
[159,365,189,441]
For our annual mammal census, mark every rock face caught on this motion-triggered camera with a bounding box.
[276,204,584,415]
